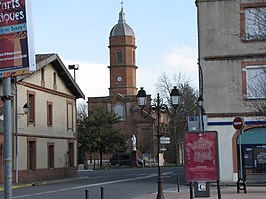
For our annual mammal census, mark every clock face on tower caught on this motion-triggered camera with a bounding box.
[117,76,122,82]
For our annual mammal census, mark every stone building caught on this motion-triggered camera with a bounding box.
[0,53,85,183]
[196,0,266,182]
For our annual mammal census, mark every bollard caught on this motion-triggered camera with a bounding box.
[101,186,104,199]
[237,178,246,194]
[190,181,193,199]
[217,179,221,199]
[85,189,89,199]
[177,173,180,192]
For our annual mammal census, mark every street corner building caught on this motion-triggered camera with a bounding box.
[196,0,266,182]
[0,53,85,183]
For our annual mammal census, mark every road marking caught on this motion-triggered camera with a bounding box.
[7,173,159,199]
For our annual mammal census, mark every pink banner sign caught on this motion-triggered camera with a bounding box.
[0,0,35,76]
[185,131,219,181]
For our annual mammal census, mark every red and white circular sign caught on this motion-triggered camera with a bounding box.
[233,117,244,130]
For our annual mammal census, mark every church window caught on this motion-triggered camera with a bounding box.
[133,50,135,64]
[117,50,123,63]
[114,104,125,120]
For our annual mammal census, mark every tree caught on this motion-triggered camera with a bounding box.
[78,107,127,168]
[76,101,88,164]
[155,72,198,164]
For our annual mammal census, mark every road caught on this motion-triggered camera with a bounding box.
[0,167,185,199]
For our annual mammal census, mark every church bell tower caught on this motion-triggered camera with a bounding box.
[108,4,137,96]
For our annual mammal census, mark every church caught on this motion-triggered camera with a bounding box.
[87,5,160,160]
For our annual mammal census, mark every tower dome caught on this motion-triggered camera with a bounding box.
[110,6,135,37]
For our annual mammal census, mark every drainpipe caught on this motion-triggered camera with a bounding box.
[195,0,203,99]
[14,78,19,183]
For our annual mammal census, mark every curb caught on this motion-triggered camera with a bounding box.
[0,176,88,191]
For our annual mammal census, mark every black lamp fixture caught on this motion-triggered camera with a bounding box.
[197,95,204,108]
[68,64,79,81]
[197,95,204,131]
[137,86,181,110]
[136,86,181,199]
[22,103,30,115]
[136,87,147,108]
[170,86,181,108]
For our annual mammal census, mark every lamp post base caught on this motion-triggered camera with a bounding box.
[156,178,165,199]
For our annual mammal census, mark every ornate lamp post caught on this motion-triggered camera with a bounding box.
[137,86,181,199]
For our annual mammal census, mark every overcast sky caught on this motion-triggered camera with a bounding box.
[32,1,198,100]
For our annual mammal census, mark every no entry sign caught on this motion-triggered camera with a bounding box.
[233,117,244,130]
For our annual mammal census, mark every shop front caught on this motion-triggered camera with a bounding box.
[238,127,266,181]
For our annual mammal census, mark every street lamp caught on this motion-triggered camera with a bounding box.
[137,86,181,199]
[197,95,204,131]
[68,64,79,81]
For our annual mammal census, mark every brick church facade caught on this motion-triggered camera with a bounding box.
[87,6,157,158]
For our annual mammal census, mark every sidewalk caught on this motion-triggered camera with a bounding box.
[134,185,266,199]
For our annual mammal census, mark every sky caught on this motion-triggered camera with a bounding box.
[31,1,198,100]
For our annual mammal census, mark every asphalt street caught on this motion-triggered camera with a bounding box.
[0,167,185,199]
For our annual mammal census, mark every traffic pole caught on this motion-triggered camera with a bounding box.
[2,77,13,199]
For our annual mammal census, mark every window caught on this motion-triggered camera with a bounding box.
[116,50,122,63]
[27,91,36,125]
[53,72,57,85]
[246,65,266,99]
[67,101,73,130]
[242,5,266,40]
[53,72,57,90]
[242,63,266,99]
[68,143,74,167]
[41,68,45,87]
[133,50,135,64]
[47,101,53,126]
[28,139,36,171]
[47,143,54,169]
[114,104,125,120]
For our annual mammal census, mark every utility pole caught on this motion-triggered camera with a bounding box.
[2,77,13,199]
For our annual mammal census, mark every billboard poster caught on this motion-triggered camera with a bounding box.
[0,0,35,77]
[185,131,219,181]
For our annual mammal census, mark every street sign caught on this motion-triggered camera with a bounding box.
[198,182,207,191]
[160,137,170,144]
[233,117,244,130]
[187,115,208,131]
